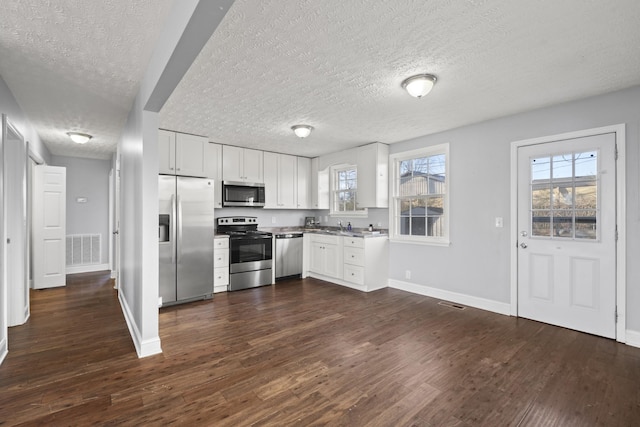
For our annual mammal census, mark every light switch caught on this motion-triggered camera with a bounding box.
[495,217,504,228]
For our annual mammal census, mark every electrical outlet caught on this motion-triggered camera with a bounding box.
[377,222,382,227]
[405,270,411,280]
[495,217,503,228]
[272,216,277,224]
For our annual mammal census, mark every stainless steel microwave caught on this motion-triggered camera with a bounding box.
[222,181,266,207]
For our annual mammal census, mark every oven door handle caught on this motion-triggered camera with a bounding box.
[232,236,273,241]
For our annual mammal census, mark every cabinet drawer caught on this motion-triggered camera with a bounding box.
[343,237,364,248]
[214,267,229,285]
[344,247,364,266]
[214,237,229,249]
[214,250,229,268]
[344,264,364,285]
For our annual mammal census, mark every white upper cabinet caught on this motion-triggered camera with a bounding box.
[205,142,223,208]
[158,130,176,175]
[311,157,330,209]
[264,152,297,209]
[297,157,311,209]
[222,146,264,183]
[158,130,209,178]
[175,133,208,177]
[356,142,389,208]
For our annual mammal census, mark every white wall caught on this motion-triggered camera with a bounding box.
[50,156,111,268]
[0,73,52,365]
[388,85,640,332]
[0,75,51,165]
[117,0,234,358]
[218,208,316,229]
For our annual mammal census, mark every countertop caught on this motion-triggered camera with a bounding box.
[260,226,388,238]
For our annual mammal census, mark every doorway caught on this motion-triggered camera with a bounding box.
[510,125,626,341]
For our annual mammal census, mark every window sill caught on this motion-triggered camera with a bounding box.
[389,237,451,247]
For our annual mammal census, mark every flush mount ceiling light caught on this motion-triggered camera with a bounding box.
[67,132,92,144]
[401,74,437,98]
[291,124,313,138]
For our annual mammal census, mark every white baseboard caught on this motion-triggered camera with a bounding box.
[110,270,117,279]
[213,285,228,294]
[625,330,640,348]
[0,337,7,366]
[118,291,162,358]
[388,279,511,316]
[66,263,111,275]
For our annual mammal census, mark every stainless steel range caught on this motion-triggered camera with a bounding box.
[216,216,273,291]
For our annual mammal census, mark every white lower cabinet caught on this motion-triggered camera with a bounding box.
[303,233,388,291]
[214,236,229,293]
[308,235,342,279]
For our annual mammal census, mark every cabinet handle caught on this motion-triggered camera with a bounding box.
[170,167,174,170]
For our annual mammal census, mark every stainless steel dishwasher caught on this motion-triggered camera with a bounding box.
[275,232,303,279]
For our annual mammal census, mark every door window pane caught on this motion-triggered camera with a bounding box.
[530,151,598,240]
[531,157,550,180]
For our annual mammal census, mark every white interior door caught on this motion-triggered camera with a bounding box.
[517,133,616,338]
[33,165,66,289]
[5,121,28,326]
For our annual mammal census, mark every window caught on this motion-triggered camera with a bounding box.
[330,165,367,216]
[530,151,598,240]
[390,144,449,244]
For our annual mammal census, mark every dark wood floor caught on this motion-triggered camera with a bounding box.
[1,272,639,426]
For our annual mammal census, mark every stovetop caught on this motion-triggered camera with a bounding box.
[216,216,272,238]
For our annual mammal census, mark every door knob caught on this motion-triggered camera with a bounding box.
[520,242,528,249]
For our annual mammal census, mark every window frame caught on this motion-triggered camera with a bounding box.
[329,164,368,217]
[389,143,450,245]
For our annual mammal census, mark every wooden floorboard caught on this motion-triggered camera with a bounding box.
[1,271,639,426]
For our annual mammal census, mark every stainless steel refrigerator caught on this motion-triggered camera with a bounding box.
[158,175,214,306]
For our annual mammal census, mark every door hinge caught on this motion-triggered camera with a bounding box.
[615,225,619,242]
[615,144,619,160]
[615,307,618,323]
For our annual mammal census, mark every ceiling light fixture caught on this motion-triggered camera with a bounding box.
[291,124,313,138]
[67,132,92,144]
[401,74,437,98]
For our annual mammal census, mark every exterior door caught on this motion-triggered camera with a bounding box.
[517,133,616,338]
[33,165,66,289]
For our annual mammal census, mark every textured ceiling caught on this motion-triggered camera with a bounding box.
[2,1,640,160]
[0,0,174,160]
[160,0,640,157]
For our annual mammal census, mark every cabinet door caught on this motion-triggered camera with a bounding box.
[297,157,311,209]
[278,154,297,208]
[356,142,388,208]
[323,243,341,279]
[176,133,207,177]
[205,143,223,207]
[243,148,264,183]
[263,151,279,208]
[310,241,325,274]
[158,130,176,174]
[222,145,244,181]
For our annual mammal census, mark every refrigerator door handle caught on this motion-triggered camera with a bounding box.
[177,195,183,264]
[171,194,176,264]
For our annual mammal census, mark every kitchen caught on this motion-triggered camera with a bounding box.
[2,1,640,424]
[157,129,391,305]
